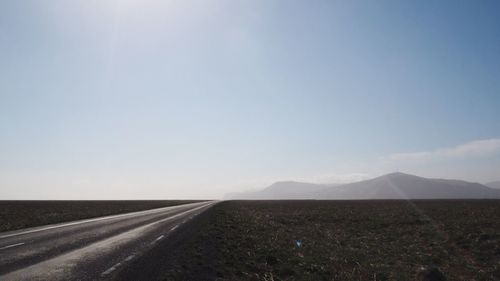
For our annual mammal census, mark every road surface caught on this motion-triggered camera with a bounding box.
[0,201,216,280]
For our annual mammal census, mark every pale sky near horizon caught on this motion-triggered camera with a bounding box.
[1,1,500,199]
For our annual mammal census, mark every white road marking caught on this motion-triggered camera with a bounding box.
[102,252,137,276]
[0,242,25,250]
[101,262,121,276]
[151,235,165,245]
[0,202,210,239]
[171,225,179,231]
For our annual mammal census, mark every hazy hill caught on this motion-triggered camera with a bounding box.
[316,172,500,199]
[224,181,338,200]
[226,173,500,200]
[485,181,500,189]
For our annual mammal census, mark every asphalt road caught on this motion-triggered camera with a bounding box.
[0,201,216,281]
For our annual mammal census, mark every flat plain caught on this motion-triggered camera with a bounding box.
[2,200,499,280]
[152,200,500,281]
[0,200,202,232]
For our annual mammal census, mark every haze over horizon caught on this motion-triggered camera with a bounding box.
[1,1,500,199]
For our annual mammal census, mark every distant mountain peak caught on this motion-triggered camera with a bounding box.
[383,172,420,179]
[270,180,305,185]
[226,172,500,200]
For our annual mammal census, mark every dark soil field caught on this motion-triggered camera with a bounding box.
[158,200,500,281]
[0,200,202,232]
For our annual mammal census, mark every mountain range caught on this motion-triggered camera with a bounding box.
[225,172,500,200]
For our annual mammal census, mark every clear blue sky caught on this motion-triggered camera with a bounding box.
[1,0,500,199]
